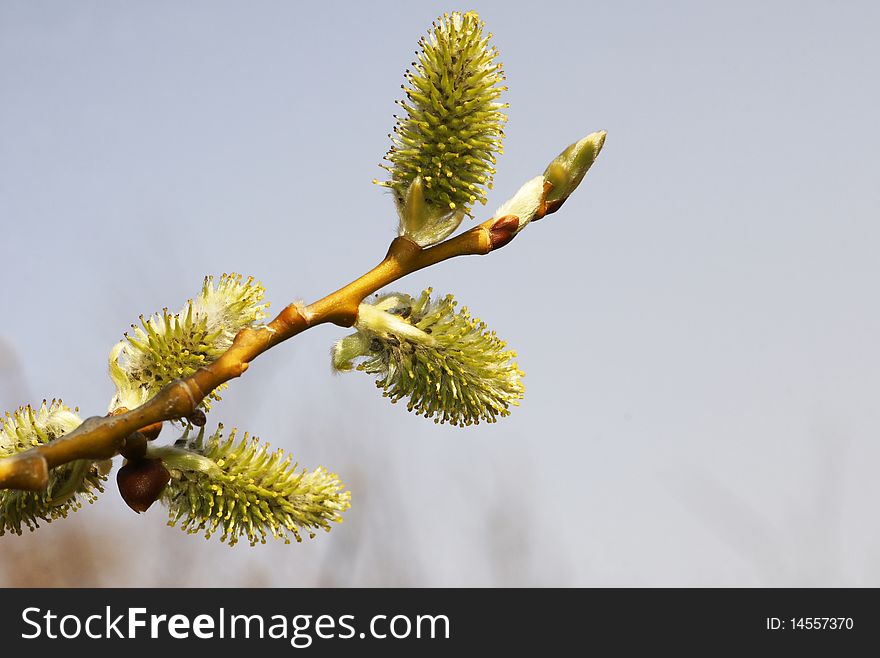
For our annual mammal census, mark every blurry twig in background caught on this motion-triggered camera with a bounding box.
[0,521,123,587]
[666,428,849,586]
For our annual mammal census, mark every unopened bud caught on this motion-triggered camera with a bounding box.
[117,458,170,513]
[187,409,207,427]
[542,130,606,208]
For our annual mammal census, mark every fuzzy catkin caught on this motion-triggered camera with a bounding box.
[334,289,524,426]
[0,401,105,535]
[377,11,507,217]
[161,425,350,547]
[108,273,269,412]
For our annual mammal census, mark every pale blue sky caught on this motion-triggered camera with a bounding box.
[2,1,879,585]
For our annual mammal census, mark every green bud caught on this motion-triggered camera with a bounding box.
[108,273,269,412]
[333,289,524,427]
[158,424,350,546]
[0,401,106,535]
[543,131,607,206]
[376,11,508,234]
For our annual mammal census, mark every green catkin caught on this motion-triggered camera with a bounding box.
[376,11,507,217]
[108,273,269,411]
[160,425,350,547]
[334,289,524,427]
[0,401,105,535]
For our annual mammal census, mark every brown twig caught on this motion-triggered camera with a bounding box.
[0,213,529,491]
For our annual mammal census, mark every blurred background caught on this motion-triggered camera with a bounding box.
[2,0,879,587]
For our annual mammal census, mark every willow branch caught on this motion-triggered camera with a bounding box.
[0,213,523,491]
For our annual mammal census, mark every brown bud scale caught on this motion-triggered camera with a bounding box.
[187,409,207,427]
[543,196,567,216]
[488,215,520,251]
[117,458,170,513]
